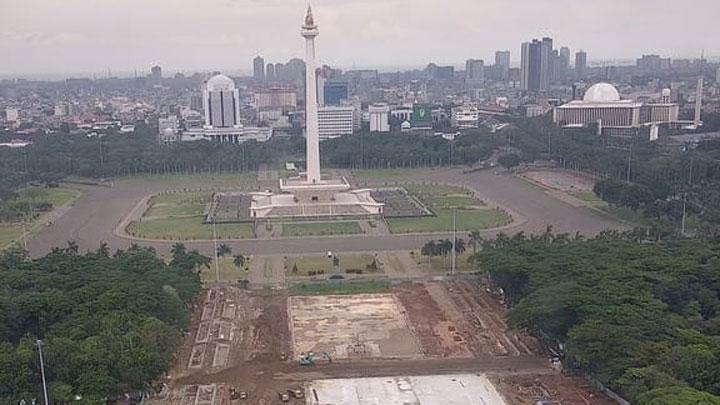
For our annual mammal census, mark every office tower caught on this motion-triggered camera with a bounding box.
[559,47,570,80]
[151,65,162,85]
[540,37,553,90]
[274,63,284,80]
[323,81,349,106]
[369,103,390,133]
[202,74,240,128]
[575,50,587,79]
[253,55,265,81]
[318,105,355,139]
[495,51,510,79]
[266,63,275,81]
[694,77,703,127]
[465,59,485,84]
[521,39,545,91]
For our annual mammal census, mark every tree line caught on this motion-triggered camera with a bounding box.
[472,230,720,404]
[0,243,206,403]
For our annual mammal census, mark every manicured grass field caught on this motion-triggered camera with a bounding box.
[569,190,604,204]
[281,221,363,237]
[387,208,510,233]
[290,280,391,296]
[126,216,255,240]
[386,184,511,233]
[352,168,436,181]
[144,192,210,218]
[199,256,248,283]
[119,172,257,187]
[1,187,82,250]
[286,254,380,276]
[413,250,477,273]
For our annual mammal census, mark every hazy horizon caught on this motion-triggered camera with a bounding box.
[1,0,719,77]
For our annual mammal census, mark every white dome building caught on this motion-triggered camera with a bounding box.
[202,74,241,129]
[553,82,642,134]
[583,83,621,102]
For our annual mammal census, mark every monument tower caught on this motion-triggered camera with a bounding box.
[244,6,383,219]
[302,6,321,184]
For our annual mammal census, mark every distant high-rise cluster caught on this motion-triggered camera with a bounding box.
[520,38,579,92]
[465,59,485,84]
[253,55,265,81]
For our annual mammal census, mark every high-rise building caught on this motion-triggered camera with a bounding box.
[203,74,241,128]
[495,51,510,80]
[465,59,485,84]
[575,50,587,79]
[253,56,265,81]
[369,103,390,133]
[540,37,553,90]
[5,108,19,122]
[274,63,284,80]
[266,63,275,81]
[716,66,720,83]
[318,105,354,139]
[151,65,162,85]
[254,88,297,109]
[559,47,571,80]
[323,81,349,106]
[521,39,546,91]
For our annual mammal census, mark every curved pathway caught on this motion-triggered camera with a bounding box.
[28,169,622,258]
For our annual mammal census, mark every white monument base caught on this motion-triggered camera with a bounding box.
[250,176,383,219]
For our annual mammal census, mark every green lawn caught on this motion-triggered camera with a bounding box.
[386,184,509,233]
[352,168,436,181]
[413,250,478,273]
[387,208,511,233]
[290,280,391,296]
[0,225,23,250]
[286,254,380,276]
[126,216,255,240]
[281,221,363,237]
[569,190,605,204]
[1,187,82,250]
[119,172,257,187]
[199,256,248,283]
[144,192,210,218]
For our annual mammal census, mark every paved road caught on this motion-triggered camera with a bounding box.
[28,169,622,258]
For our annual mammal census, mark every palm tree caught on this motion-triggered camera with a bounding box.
[421,240,437,270]
[455,238,466,255]
[233,254,245,268]
[217,243,232,257]
[468,231,483,255]
[439,239,453,269]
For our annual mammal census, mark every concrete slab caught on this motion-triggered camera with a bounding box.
[306,374,507,405]
[289,294,422,359]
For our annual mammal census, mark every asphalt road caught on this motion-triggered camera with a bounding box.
[28,169,622,258]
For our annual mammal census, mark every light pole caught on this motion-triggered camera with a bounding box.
[212,219,220,283]
[36,340,49,405]
[451,207,456,275]
[681,158,693,236]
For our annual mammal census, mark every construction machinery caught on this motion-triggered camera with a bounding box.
[299,351,332,366]
[289,389,305,399]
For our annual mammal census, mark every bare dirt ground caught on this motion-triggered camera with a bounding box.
[521,169,596,193]
[492,374,618,405]
[152,282,615,405]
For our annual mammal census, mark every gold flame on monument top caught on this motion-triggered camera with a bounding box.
[304,5,316,28]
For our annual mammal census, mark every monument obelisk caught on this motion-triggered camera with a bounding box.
[301,5,321,184]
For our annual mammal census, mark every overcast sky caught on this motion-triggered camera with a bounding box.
[1,0,718,76]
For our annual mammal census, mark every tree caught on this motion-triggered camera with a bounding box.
[421,240,437,270]
[216,243,231,257]
[233,254,245,268]
[468,231,483,255]
[498,153,521,170]
[455,238,466,254]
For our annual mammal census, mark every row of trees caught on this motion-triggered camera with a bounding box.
[0,243,206,403]
[473,231,720,404]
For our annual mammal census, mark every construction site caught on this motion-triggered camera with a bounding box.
[145,280,617,405]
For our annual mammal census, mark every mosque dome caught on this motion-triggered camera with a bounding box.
[205,74,236,92]
[583,83,621,102]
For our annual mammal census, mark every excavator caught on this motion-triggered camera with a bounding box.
[299,351,332,366]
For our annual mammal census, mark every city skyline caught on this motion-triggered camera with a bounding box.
[1,0,719,76]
